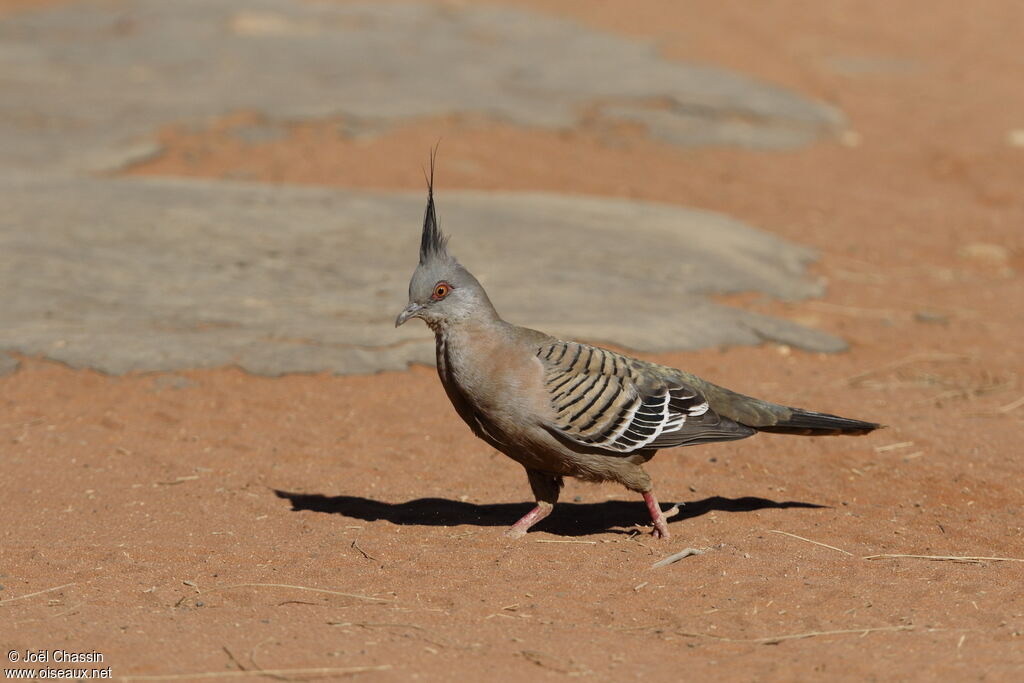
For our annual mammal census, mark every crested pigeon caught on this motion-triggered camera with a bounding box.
[395,164,881,539]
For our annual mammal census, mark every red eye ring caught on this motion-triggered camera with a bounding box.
[431,281,452,300]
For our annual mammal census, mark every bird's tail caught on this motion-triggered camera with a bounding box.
[755,407,882,436]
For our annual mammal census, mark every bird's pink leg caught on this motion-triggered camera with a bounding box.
[504,501,553,538]
[643,491,676,539]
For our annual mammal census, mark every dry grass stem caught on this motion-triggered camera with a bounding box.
[120,665,392,680]
[221,647,247,673]
[864,554,1024,564]
[652,547,704,568]
[613,623,672,632]
[844,352,972,386]
[909,380,1016,406]
[350,540,376,561]
[328,621,424,630]
[197,583,393,603]
[246,637,290,682]
[50,602,84,618]
[768,530,852,556]
[966,394,1024,417]
[875,441,914,452]
[855,357,1018,405]
[677,624,913,644]
[518,650,583,674]
[157,475,200,485]
[997,395,1024,413]
[0,583,75,605]
[846,352,1016,406]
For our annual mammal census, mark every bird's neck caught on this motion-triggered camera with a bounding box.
[433,320,482,414]
[431,312,504,349]
[433,310,512,375]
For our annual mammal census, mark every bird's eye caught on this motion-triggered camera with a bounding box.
[431,282,451,300]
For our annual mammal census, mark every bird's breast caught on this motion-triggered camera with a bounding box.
[434,325,549,441]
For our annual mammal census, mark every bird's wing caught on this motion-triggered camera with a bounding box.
[535,341,754,453]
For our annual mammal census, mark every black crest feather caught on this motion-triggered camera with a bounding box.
[419,146,450,264]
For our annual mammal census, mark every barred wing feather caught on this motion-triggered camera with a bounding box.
[536,341,753,453]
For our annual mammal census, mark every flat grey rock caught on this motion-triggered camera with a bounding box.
[0,353,19,376]
[0,0,844,173]
[0,1,850,375]
[0,175,843,375]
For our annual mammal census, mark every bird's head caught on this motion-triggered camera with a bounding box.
[395,156,495,331]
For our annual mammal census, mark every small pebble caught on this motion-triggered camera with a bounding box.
[840,130,862,147]
[914,311,949,324]
[959,242,1009,264]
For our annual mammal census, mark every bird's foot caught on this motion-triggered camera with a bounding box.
[651,518,671,539]
[643,491,672,540]
[504,502,553,539]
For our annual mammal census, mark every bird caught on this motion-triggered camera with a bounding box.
[395,160,882,539]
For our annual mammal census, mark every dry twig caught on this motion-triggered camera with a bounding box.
[652,547,703,568]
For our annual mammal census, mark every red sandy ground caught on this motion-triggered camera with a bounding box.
[2,1,1022,680]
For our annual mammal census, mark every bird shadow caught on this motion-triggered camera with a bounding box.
[273,489,825,537]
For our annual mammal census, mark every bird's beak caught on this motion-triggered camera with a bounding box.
[395,302,423,327]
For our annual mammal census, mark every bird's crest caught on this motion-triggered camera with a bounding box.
[419,146,451,265]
